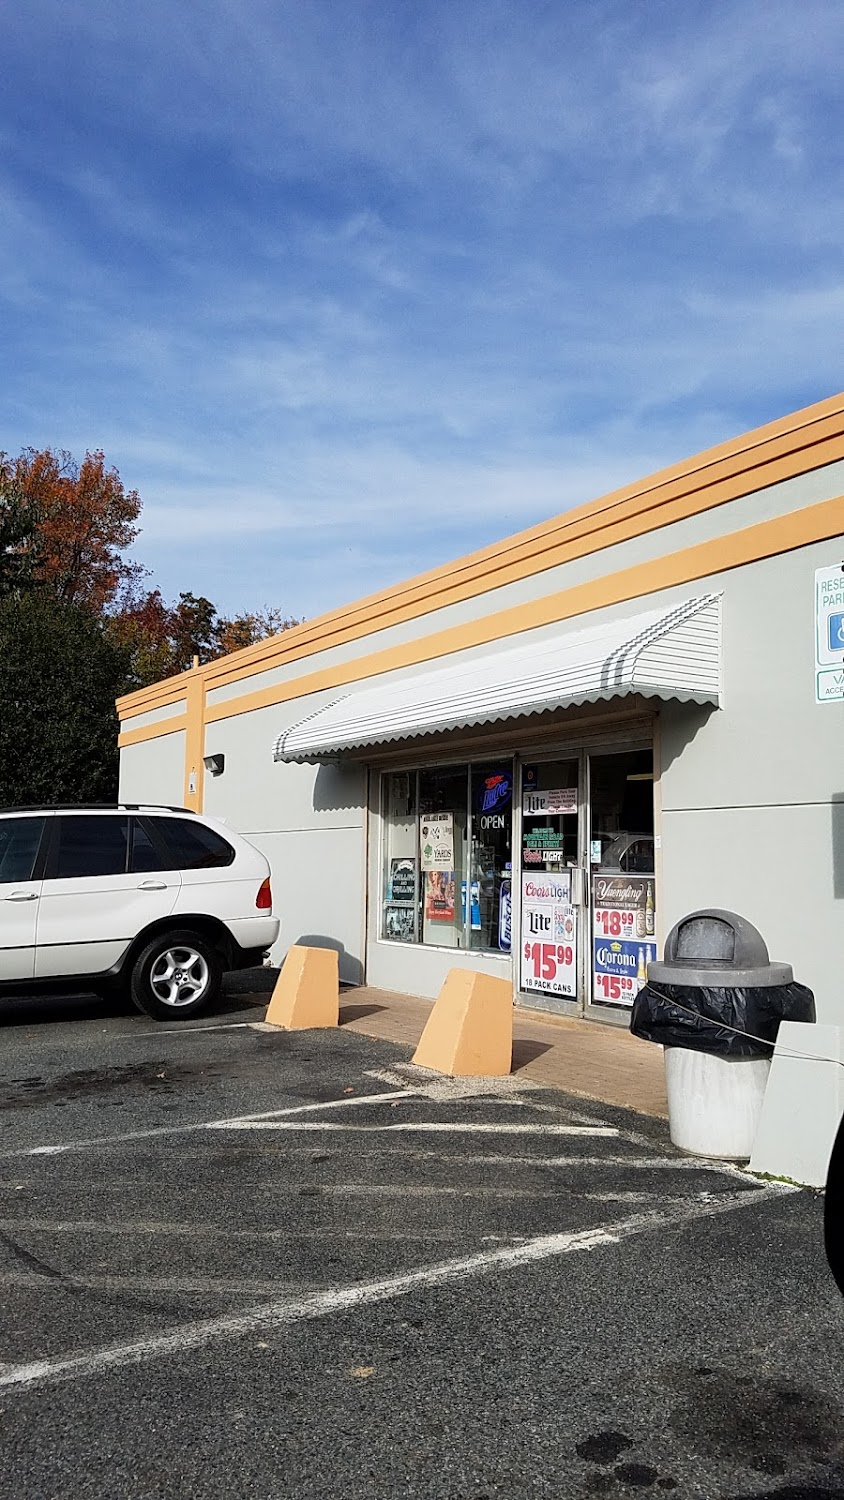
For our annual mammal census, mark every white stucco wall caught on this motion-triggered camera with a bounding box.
[119,729,186,807]
[202,700,366,983]
[659,535,844,1021]
[118,446,844,1013]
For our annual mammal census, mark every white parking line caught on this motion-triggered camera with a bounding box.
[0,1089,417,1160]
[131,1022,257,1037]
[411,1153,757,1176]
[0,1183,791,1393]
[0,1219,479,1242]
[0,1271,319,1297]
[211,1121,619,1136]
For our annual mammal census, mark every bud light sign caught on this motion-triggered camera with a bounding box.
[519,871,577,997]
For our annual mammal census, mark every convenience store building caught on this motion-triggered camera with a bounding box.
[117,394,844,1025]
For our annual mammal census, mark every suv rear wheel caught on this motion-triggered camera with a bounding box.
[129,930,223,1021]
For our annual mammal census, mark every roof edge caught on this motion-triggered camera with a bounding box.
[118,392,843,719]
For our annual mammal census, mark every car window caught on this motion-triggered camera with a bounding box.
[620,839,654,874]
[152,817,235,870]
[598,837,627,872]
[50,816,130,880]
[0,817,46,883]
[129,818,167,874]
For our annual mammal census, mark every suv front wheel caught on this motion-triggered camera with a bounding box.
[130,930,223,1021]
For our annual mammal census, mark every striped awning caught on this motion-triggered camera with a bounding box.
[272,594,721,764]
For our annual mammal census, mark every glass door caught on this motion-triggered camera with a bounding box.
[469,764,514,955]
[587,748,656,1013]
[516,757,585,1014]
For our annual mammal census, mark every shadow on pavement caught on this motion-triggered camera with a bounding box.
[511,1037,555,1070]
[0,968,274,1029]
[340,1002,389,1024]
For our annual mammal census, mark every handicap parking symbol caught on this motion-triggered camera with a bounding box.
[829,613,844,653]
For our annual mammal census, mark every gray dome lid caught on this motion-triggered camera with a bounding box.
[648,909,793,988]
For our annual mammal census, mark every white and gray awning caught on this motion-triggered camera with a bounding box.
[272,594,721,764]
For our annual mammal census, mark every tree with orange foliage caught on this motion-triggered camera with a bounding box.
[13,447,144,612]
[1,443,301,799]
[215,605,300,657]
[7,437,301,690]
[103,587,177,689]
[108,590,301,691]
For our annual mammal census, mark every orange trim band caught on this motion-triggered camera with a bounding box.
[200,494,843,726]
[205,415,844,692]
[118,714,187,749]
[183,678,206,812]
[117,391,844,718]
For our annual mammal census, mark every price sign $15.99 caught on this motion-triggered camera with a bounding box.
[594,972,636,1002]
[523,941,574,983]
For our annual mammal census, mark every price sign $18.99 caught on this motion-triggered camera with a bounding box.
[595,908,635,938]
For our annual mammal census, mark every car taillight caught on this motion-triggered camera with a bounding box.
[256,878,272,910]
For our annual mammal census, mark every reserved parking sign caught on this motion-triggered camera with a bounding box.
[815,565,844,703]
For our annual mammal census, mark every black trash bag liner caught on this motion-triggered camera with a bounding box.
[630,980,815,1059]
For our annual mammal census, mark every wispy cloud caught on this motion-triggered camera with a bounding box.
[1,1,842,621]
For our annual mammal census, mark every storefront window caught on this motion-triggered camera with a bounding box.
[589,748,656,1009]
[521,759,579,869]
[470,766,513,952]
[419,765,467,948]
[518,758,580,1005]
[381,761,513,951]
[589,750,655,875]
[381,742,656,1013]
[381,771,418,943]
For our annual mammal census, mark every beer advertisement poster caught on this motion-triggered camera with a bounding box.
[389,857,416,903]
[420,812,454,871]
[498,878,512,952]
[519,872,576,997]
[592,875,656,1007]
[522,786,578,817]
[425,869,455,923]
[384,906,415,942]
[522,826,566,864]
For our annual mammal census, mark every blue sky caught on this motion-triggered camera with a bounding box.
[2,1,842,622]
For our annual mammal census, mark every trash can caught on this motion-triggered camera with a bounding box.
[630,910,815,1160]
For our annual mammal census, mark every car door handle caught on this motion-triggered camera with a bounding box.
[4,891,38,902]
[138,881,167,891]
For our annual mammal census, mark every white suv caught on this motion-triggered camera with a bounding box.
[0,805,280,1021]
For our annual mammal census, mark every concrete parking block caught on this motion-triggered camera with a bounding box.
[265,945,339,1030]
[411,968,512,1077]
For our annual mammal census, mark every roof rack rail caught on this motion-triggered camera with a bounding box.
[0,804,195,815]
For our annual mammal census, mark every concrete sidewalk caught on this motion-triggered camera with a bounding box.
[338,985,669,1118]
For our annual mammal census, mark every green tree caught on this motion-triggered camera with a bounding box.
[215,604,300,656]
[0,455,42,599]
[0,591,129,805]
[168,591,221,671]
[106,588,302,692]
[105,588,177,693]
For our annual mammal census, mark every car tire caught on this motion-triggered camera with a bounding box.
[826,1109,844,1298]
[129,930,223,1021]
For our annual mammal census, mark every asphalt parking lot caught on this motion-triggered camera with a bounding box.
[1,982,844,1500]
